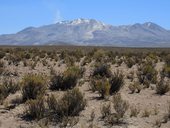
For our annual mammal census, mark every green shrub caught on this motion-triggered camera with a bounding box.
[50,66,83,90]
[25,97,45,120]
[47,88,86,122]
[22,74,46,101]
[93,79,110,99]
[137,64,157,84]
[110,71,124,95]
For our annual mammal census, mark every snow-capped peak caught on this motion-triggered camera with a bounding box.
[70,18,90,25]
[57,18,106,26]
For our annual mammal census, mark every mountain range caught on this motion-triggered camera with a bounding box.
[0,18,170,47]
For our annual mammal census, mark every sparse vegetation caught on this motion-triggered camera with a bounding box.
[0,47,170,127]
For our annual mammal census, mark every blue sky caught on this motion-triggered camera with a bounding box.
[0,0,170,34]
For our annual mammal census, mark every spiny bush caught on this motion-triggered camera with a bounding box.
[92,63,112,78]
[25,97,45,120]
[50,66,84,90]
[137,64,157,84]
[91,79,110,99]
[112,93,129,118]
[22,74,46,101]
[0,79,20,104]
[47,88,86,122]
[104,93,129,125]
[156,79,170,95]
[110,71,124,95]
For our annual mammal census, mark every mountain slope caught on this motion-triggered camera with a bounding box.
[0,18,170,47]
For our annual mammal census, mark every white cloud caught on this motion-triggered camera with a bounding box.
[42,0,63,23]
[54,10,63,23]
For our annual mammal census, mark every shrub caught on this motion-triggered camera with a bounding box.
[93,49,105,62]
[25,97,45,120]
[138,64,157,84]
[0,60,5,75]
[162,65,170,78]
[165,54,170,66]
[100,103,111,119]
[104,93,129,125]
[47,88,86,122]
[128,82,141,94]
[110,71,124,95]
[0,79,20,104]
[81,56,91,66]
[126,57,136,68]
[90,110,95,122]
[130,105,140,117]
[0,60,4,68]
[113,93,129,118]
[92,79,110,99]
[92,64,111,78]
[163,101,170,123]
[22,74,46,101]
[50,66,83,90]
[142,108,151,117]
[156,79,169,95]
[0,51,5,59]
[154,119,161,128]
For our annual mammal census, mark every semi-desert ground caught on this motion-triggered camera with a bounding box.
[0,46,170,128]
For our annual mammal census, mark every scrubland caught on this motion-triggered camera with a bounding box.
[0,46,170,128]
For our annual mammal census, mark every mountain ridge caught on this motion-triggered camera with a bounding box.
[0,19,170,47]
